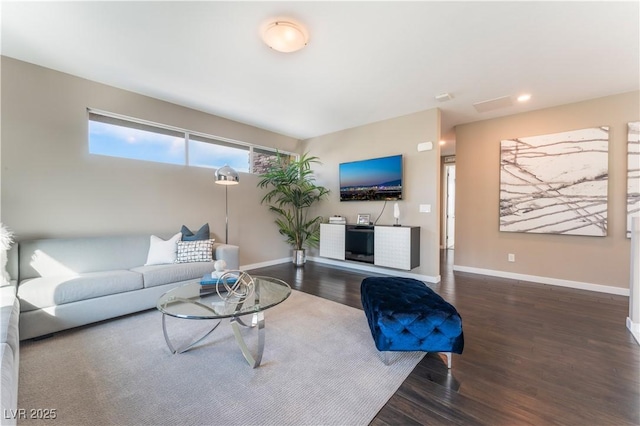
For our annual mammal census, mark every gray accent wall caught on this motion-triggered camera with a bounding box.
[0,57,299,266]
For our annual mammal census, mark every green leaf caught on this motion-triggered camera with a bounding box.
[257,152,330,250]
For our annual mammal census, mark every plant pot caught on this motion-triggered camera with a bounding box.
[292,249,306,266]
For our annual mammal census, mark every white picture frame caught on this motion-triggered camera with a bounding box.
[357,214,370,225]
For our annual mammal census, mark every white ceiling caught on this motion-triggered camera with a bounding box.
[2,1,639,156]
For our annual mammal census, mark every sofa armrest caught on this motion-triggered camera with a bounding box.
[213,243,239,270]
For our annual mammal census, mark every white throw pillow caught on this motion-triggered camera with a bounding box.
[145,232,182,266]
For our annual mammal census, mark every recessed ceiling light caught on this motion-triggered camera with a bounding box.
[439,140,446,145]
[517,94,532,102]
[261,20,309,53]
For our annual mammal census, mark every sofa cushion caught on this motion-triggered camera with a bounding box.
[19,235,152,280]
[131,262,216,288]
[181,223,210,241]
[18,270,144,312]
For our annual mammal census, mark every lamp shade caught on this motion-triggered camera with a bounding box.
[214,165,239,185]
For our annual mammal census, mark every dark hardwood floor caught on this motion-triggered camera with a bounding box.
[248,250,640,425]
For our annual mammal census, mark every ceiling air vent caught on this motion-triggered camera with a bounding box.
[435,93,453,102]
[473,96,513,113]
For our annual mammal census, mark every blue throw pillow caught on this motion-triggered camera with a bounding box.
[181,223,210,241]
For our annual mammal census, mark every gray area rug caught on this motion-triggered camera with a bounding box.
[18,290,424,426]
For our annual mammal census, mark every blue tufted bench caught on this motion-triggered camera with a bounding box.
[360,277,464,367]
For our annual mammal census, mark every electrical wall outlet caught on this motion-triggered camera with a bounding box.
[419,204,431,213]
[508,253,515,262]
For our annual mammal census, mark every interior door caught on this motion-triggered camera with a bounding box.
[446,165,456,249]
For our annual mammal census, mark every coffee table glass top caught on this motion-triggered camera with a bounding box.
[157,275,291,320]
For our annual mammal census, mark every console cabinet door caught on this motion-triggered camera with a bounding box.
[320,224,345,260]
[374,226,419,270]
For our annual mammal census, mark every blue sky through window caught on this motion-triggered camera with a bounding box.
[89,121,185,165]
[88,111,295,173]
[189,139,249,172]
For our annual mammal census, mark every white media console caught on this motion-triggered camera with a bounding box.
[319,223,420,271]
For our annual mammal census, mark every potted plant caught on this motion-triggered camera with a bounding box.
[258,153,330,266]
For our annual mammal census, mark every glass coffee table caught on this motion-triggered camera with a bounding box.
[157,274,291,368]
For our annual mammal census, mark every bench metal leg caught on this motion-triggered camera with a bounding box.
[378,351,402,365]
[379,351,453,368]
[443,352,452,369]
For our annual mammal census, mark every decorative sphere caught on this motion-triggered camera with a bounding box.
[214,259,227,272]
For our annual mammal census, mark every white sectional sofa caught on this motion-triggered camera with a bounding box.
[0,233,239,425]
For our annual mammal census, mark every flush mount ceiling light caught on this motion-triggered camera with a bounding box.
[517,93,532,102]
[261,20,309,53]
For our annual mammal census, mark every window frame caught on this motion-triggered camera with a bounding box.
[87,108,298,173]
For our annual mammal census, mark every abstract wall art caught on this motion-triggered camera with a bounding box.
[500,127,609,236]
[628,121,640,238]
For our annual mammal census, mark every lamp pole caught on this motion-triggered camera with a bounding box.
[214,165,240,244]
[224,185,229,243]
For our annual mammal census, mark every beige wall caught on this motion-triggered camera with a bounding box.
[0,57,299,266]
[455,91,639,290]
[302,109,442,280]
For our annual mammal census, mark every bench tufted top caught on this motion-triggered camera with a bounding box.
[360,276,464,354]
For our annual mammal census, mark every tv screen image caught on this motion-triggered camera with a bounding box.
[339,154,403,201]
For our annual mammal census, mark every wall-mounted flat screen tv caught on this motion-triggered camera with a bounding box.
[339,154,403,201]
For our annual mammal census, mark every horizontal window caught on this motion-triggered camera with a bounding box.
[189,134,250,172]
[88,109,297,173]
[89,113,185,165]
[252,148,295,174]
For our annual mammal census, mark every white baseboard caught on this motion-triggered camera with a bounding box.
[242,256,441,283]
[308,256,441,283]
[627,317,640,345]
[453,265,630,296]
[241,257,290,271]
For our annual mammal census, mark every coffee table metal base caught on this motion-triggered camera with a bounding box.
[231,311,265,368]
[161,312,265,368]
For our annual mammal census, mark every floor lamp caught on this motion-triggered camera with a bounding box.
[214,165,239,244]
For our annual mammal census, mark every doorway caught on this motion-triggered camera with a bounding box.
[445,164,456,249]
